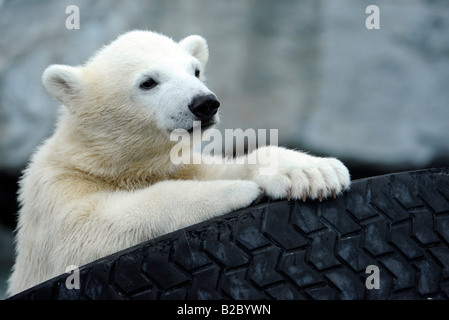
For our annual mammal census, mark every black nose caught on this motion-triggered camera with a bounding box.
[188,94,220,122]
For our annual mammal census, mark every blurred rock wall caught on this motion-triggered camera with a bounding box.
[0,0,448,171]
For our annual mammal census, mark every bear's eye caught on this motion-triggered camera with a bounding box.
[195,69,200,78]
[140,78,158,90]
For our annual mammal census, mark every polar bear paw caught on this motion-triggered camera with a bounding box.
[254,148,350,202]
[220,180,262,210]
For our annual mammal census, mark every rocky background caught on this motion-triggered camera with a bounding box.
[1,0,448,298]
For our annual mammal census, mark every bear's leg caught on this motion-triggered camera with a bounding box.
[197,145,350,202]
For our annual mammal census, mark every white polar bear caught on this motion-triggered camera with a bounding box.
[7,30,350,296]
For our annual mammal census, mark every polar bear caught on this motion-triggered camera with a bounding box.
[7,30,350,296]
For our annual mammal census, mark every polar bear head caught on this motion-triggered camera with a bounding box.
[42,31,220,146]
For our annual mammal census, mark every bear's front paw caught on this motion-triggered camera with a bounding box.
[218,180,262,211]
[254,153,350,202]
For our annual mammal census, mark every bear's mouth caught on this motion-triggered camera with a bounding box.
[187,120,216,133]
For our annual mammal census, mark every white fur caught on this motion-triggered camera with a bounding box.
[7,30,350,296]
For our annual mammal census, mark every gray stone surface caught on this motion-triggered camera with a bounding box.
[301,0,449,167]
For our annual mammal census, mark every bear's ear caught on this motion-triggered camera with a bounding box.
[42,65,83,105]
[178,35,209,68]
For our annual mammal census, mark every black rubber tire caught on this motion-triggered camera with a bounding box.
[8,168,449,300]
